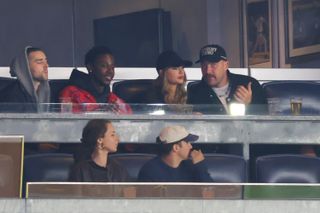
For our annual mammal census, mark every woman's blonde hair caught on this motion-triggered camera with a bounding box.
[157,69,187,104]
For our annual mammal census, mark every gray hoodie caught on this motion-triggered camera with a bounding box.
[5,46,50,112]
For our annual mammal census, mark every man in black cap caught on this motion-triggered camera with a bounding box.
[138,125,212,182]
[187,44,267,114]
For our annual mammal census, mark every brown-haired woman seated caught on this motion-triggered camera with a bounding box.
[69,119,128,182]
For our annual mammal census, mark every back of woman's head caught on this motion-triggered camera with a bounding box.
[81,119,111,154]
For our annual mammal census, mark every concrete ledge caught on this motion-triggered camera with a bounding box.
[0,199,25,213]
[24,199,320,213]
[1,197,320,213]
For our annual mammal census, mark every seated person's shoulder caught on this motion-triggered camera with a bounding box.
[140,157,159,169]
[0,80,23,102]
[187,81,207,94]
[68,160,89,181]
[0,79,19,91]
[72,159,91,170]
[138,157,159,173]
[59,85,92,103]
[108,158,130,181]
[109,157,127,170]
[60,85,80,95]
[59,69,88,96]
[180,159,193,167]
[189,80,202,88]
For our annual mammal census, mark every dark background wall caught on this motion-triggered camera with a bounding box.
[0,0,74,66]
[73,0,207,67]
[0,0,319,68]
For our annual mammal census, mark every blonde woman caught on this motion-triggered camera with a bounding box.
[143,50,192,104]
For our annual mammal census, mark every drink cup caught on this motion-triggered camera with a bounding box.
[59,97,73,113]
[267,98,280,115]
[290,97,302,115]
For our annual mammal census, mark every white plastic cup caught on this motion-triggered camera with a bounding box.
[59,97,73,113]
[267,98,280,115]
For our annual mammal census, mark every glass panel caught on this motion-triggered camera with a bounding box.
[244,184,320,199]
[27,183,242,199]
[2,103,318,115]
[28,183,320,199]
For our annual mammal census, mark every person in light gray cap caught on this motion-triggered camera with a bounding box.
[187,44,267,115]
[138,125,213,182]
[0,46,50,112]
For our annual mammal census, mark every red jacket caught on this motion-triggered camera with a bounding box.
[59,69,132,114]
[59,86,132,114]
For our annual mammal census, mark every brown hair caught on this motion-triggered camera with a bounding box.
[81,119,111,154]
[26,47,44,56]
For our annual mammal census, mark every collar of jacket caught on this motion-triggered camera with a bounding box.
[68,68,110,99]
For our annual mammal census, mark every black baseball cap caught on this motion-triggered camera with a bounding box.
[195,44,227,63]
[156,50,192,72]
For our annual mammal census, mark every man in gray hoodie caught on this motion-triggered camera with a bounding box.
[0,46,50,112]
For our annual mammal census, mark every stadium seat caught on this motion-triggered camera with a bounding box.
[262,81,320,115]
[256,154,320,183]
[24,153,74,182]
[205,154,247,183]
[109,153,156,181]
[186,80,200,90]
[0,77,15,92]
[49,79,69,103]
[112,79,153,103]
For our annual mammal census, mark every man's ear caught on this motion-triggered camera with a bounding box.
[223,60,229,70]
[172,143,179,152]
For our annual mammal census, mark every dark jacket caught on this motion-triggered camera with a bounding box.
[62,69,111,103]
[187,70,267,115]
[69,158,129,182]
[0,81,37,112]
[138,157,213,182]
[59,69,132,113]
[0,46,50,113]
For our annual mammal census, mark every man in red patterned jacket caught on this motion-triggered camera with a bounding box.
[59,46,132,114]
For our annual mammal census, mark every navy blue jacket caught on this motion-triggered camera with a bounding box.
[138,157,213,182]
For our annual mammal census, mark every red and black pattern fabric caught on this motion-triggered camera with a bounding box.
[59,69,132,114]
